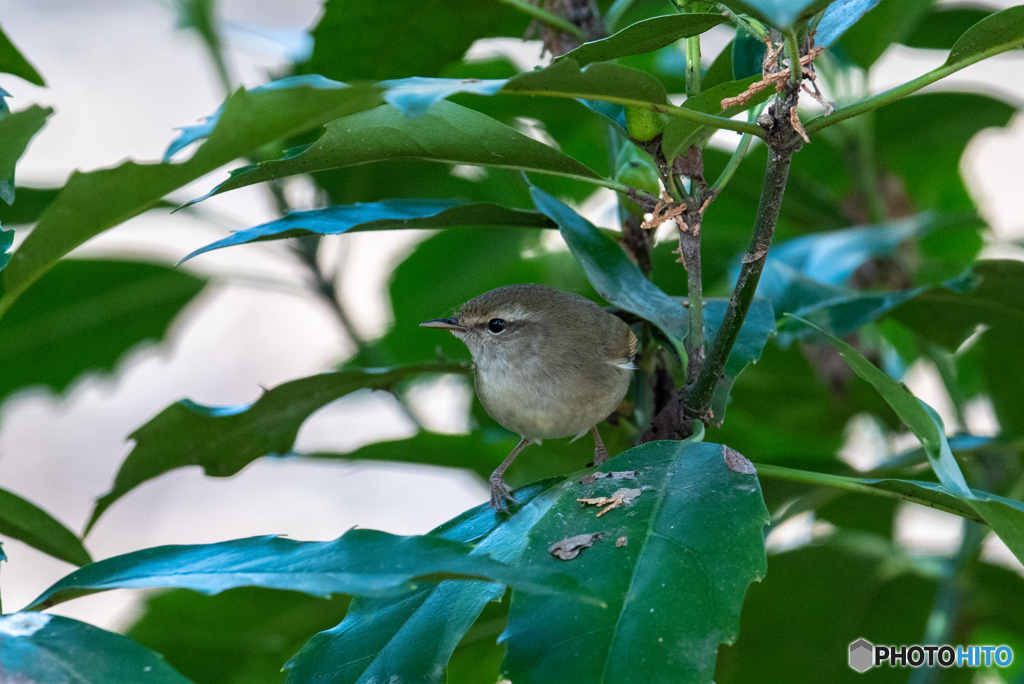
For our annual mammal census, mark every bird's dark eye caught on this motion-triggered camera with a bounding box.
[487,318,507,334]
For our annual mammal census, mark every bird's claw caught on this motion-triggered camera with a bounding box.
[489,477,517,512]
[593,442,610,467]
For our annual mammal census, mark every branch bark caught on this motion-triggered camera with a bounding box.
[641,41,806,442]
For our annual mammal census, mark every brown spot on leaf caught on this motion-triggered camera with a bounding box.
[549,532,605,560]
[723,445,756,474]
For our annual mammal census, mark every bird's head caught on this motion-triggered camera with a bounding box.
[420,284,567,367]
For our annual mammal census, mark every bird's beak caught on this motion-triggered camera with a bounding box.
[420,317,468,332]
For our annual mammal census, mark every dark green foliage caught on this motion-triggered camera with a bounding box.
[0,260,206,405]
[2,2,1024,683]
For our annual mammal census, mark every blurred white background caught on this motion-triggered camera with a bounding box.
[0,0,1021,632]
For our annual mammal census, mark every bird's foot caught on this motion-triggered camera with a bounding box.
[593,441,610,467]
[489,476,517,512]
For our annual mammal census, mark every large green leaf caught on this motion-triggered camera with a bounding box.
[284,481,567,684]
[662,76,771,162]
[0,22,44,86]
[944,4,1024,68]
[503,439,769,684]
[0,105,51,205]
[558,14,728,66]
[0,81,383,319]
[378,61,668,122]
[0,614,192,683]
[0,487,91,566]
[0,260,206,406]
[530,186,688,358]
[502,59,668,108]
[26,528,589,611]
[195,101,603,204]
[301,0,522,82]
[793,316,1024,566]
[86,363,467,534]
[181,200,556,262]
[128,588,351,684]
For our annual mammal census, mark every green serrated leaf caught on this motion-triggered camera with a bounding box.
[284,481,568,684]
[0,487,91,566]
[0,614,192,683]
[26,528,590,612]
[558,14,728,66]
[502,440,769,684]
[0,105,50,205]
[529,186,688,358]
[85,364,468,534]
[0,21,45,86]
[181,200,556,262]
[0,260,206,407]
[196,101,603,204]
[0,81,383,320]
[662,76,771,162]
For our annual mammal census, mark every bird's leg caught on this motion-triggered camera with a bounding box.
[591,426,610,466]
[490,437,531,512]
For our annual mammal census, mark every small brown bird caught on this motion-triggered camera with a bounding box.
[421,284,637,511]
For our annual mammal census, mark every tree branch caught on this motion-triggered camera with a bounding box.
[684,97,800,418]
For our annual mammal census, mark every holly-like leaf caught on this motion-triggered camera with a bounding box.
[502,439,769,684]
[284,481,568,684]
[25,528,590,611]
[558,14,728,66]
[0,105,51,204]
[193,101,602,204]
[0,80,383,319]
[0,21,44,86]
[0,487,91,566]
[180,200,556,262]
[0,614,192,683]
[86,364,468,534]
[529,186,688,358]
[0,260,206,407]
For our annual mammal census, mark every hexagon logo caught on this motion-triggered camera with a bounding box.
[849,639,874,673]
